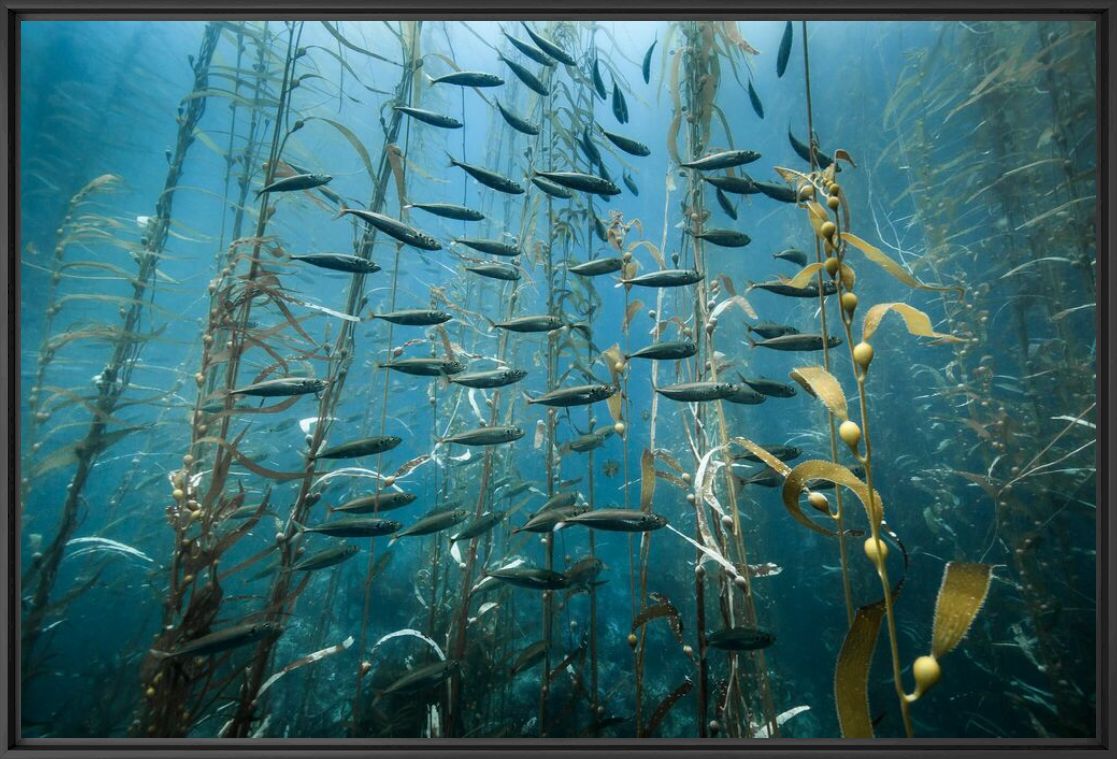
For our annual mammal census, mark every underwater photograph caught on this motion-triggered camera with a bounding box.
[16,18,1097,740]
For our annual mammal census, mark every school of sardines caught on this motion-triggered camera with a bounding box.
[19,15,1097,742]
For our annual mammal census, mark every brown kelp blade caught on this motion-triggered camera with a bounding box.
[782,460,883,533]
[834,600,886,738]
[644,678,694,737]
[862,302,964,343]
[930,562,995,659]
[841,233,964,296]
[789,366,849,421]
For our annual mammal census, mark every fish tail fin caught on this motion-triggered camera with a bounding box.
[291,520,306,534]
[747,335,757,348]
[148,648,174,660]
[521,391,536,406]
[332,204,350,221]
[745,280,757,292]
[570,322,591,337]
[445,150,458,168]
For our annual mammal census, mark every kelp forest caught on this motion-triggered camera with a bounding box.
[16,19,1096,739]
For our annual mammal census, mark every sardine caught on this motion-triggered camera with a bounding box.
[521,23,576,66]
[439,425,525,446]
[429,70,504,87]
[315,435,402,459]
[256,173,332,198]
[682,150,761,171]
[739,376,797,397]
[450,511,506,543]
[569,257,624,276]
[754,180,799,203]
[490,314,565,333]
[290,254,381,274]
[723,386,767,405]
[337,208,441,251]
[502,31,554,66]
[531,175,574,199]
[591,57,608,99]
[533,170,621,197]
[229,377,326,397]
[599,128,650,157]
[642,39,657,84]
[693,229,752,248]
[654,381,737,402]
[625,340,697,361]
[747,79,764,119]
[515,502,588,533]
[526,383,617,407]
[788,128,836,170]
[611,82,628,123]
[623,171,639,196]
[404,202,484,221]
[716,188,737,220]
[454,238,522,257]
[393,508,470,539]
[777,21,793,77]
[749,279,838,297]
[371,309,453,326]
[773,248,808,266]
[466,263,521,280]
[450,155,525,194]
[381,659,460,696]
[498,55,549,96]
[378,358,465,376]
[489,565,571,590]
[559,508,667,532]
[748,334,843,351]
[450,368,528,388]
[293,542,358,572]
[495,100,540,135]
[622,269,703,288]
[702,174,760,195]
[151,621,283,659]
[295,517,400,538]
[706,626,775,651]
[746,321,800,339]
[393,106,462,129]
[331,491,417,514]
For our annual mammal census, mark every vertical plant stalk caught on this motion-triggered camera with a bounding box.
[801,20,856,629]
[23,22,223,670]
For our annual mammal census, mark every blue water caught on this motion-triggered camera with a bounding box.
[18,19,1097,739]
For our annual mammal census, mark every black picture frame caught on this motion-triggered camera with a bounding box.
[1,2,1111,757]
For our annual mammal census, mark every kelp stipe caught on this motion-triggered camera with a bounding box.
[768,137,995,734]
[22,23,224,684]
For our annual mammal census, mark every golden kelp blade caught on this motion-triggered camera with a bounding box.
[783,262,825,289]
[789,366,849,421]
[631,600,684,644]
[731,436,791,477]
[931,562,994,659]
[644,678,694,737]
[623,299,644,333]
[862,302,964,343]
[835,601,886,738]
[841,232,964,296]
[640,449,656,513]
[782,460,884,534]
[304,117,376,185]
[601,343,626,426]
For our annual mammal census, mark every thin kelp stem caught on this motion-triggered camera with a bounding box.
[24,23,223,672]
[802,19,855,628]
